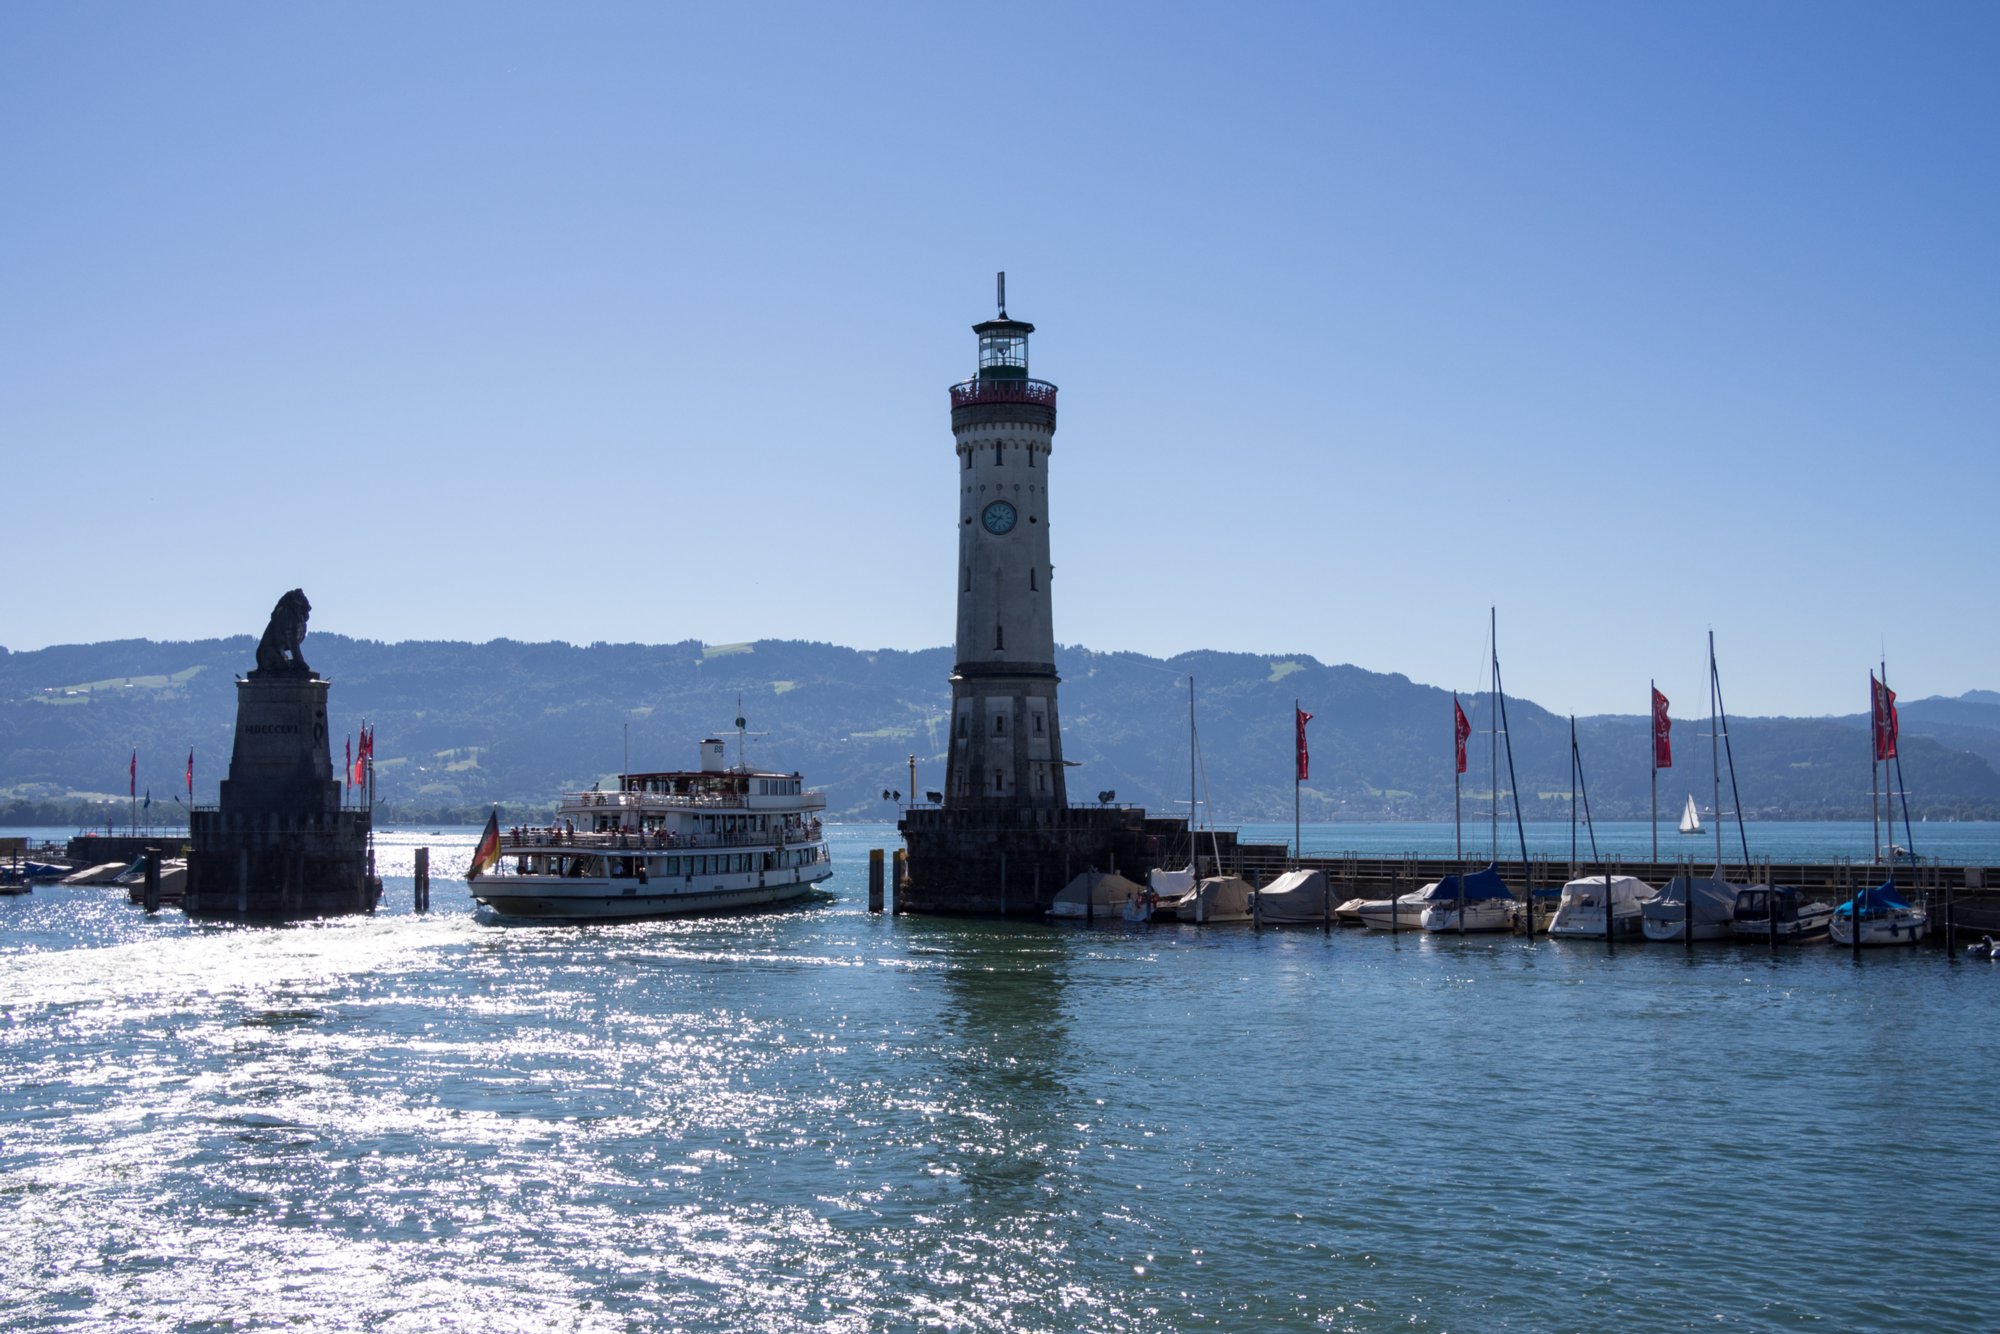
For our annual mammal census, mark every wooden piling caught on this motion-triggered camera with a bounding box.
[142,845,161,914]
[867,848,884,913]
[414,847,430,914]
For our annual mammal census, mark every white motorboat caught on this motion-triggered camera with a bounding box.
[1731,884,1834,941]
[1048,870,1146,920]
[1828,881,1929,947]
[1254,869,1330,925]
[468,731,831,921]
[1176,875,1254,923]
[1547,875,1656,939]
[1641,873,1741,942]
[1417,864,1518,933]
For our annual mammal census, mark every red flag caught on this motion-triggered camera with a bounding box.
[1872,674,1898,761]
[1295,708,1313,781]
[186,748,194,798]
[1652,688,1673,769]
[130,750,136,798]
[345,736,353,789]
[1453,696,1471,775]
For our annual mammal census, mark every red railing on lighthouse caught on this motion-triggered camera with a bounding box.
[949,378,1058,410]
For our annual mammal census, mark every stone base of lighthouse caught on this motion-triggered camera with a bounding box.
[898,806,1200,916]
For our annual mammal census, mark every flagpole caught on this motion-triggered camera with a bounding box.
[1453,694,1462,863]
[1292,698,1301,865]
[1871,673,1881,864]
[1650,680,1658,865]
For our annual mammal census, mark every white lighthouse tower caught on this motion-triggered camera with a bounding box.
[944,273,1067,810]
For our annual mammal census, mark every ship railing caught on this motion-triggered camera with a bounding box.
[504,823,825,853]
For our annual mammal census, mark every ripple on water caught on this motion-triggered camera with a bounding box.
[1,827,1993,1329]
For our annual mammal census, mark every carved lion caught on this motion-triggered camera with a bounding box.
[254,589,313,673]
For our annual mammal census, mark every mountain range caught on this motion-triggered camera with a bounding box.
[3,636,1998,824]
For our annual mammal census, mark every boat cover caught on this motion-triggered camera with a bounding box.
[1177,875,1253,921]
[1835,881,1914,917]
[1148,865,1196,899]
[1255,869,1329,923]
[1048,871,1145,918]
[1556,875,1654,912]
[1411,864,1511,904]
[1644,874,1739,926]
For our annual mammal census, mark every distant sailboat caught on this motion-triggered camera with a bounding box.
[1678,793,1701,836]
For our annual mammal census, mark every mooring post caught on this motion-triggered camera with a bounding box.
[867,848,884,913]
[1389,868,1400,937]
[1683,857,1693,954]
[414,847,430,913]
[142,845,162,914]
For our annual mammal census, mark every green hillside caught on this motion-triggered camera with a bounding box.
[2,637,1996,823]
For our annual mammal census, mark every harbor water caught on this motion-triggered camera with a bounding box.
[3,822,1996,1330]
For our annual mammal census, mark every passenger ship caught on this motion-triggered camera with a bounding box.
[469,735,831,920]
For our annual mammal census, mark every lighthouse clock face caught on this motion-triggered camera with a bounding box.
[982,500,1018,535]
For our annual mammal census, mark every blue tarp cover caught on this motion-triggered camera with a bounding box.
[1413,864,1511,903]
[1835,881,1913,917]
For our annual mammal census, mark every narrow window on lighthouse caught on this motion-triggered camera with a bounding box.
[994,713,1006,736]
[993,442,1003,466]
[963,565,971,592]
[1028,446,1036,468]
[1032,711,1043,736]
[994,624,1004,650]
[1028,568,1037,591]
[993,768,1005,794]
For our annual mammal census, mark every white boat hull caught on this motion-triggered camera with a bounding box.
[474,868,829,920]
[1420,901,1516,933]
[1829,909,1929,947]
[1354,901,1426,931]
[1548,906,1647,939]
[1641,913,1734,943]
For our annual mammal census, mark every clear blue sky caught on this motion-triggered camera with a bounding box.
[4,3,1993,718]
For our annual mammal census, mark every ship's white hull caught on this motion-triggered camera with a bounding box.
[1641,913,1734,943]
[474,867,830,921]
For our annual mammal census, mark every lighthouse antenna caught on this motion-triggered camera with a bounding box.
[997,271,1006,319]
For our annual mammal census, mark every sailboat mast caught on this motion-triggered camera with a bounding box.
[1570,715,1578,871]
[1489,607,1498,863]
[1188,675,1197,873]
[1710,632,1722,869]
[1650,678,1659,864]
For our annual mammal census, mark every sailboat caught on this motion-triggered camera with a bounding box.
[1678,794,1701,836]
[1146,676,1220,918]
[1829,880,1929,947]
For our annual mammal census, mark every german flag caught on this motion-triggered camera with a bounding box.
[467,810,501,882]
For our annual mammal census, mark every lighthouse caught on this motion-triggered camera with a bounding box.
[944,273,1067,810]
[899,277,1187,916]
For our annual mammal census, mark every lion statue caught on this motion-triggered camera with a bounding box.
[254,589,313,674]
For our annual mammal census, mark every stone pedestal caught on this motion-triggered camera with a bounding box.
[185,671,379,921]
[897,806,1199,916]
